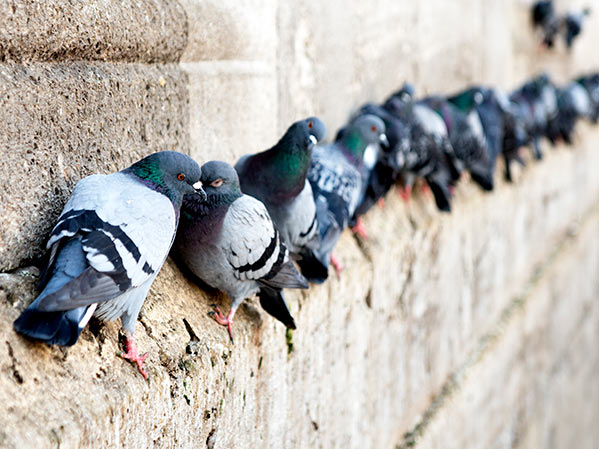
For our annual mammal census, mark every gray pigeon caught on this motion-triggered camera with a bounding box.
[298,114,387,283]
[174,161,309,343]
[235,117,326,260]
[13,151,205,379]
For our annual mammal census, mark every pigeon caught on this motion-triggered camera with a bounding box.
[297,114,387,283]
[510,74,557,160]
[383,84,460,211]
[551,81,593,144]
[500,94,530,182]
[562,9,591,48]
[235,117,326,261]
[577,73,599,123]
[349,103,409,219]
[13,151,205,379]
[419,95,494,191]
[532,0,560,48]
[174,161,308,343]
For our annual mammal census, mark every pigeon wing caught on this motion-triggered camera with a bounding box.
[37,173,176,312]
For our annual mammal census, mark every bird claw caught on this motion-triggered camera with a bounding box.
[351,218,369,240]
[119,336,149,380]
[398,185,412,203]
[209,305,235,344]
[330,254,343,279]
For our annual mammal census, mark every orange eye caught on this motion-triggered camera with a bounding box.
[370,125,377,132]
[211,179,223,187]
[177,173,185,181]
[307,121,313,129]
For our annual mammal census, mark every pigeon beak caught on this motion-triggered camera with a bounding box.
[309,134,318,147]
[379,134,390,148]
[193,181,207,201]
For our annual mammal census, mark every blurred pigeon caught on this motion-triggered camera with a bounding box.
[552,81,592,143]
[500,94,530,182]
[532,0,560,47]
[14,151,205,379]
[384,84,460,211]
[419,95,494,191]
[510,73,558,160]
[577,72,599,123]
[562,8,591,48]
[235,117,326,261]
[297,115,386,283]
[349,103,409,219]
[174,161,308,342]
[450,86,522,179]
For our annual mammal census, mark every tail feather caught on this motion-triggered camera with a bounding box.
[13,305,91,346]
[260,260,309,290]
[258,287,296,329]
[296,251,329,284]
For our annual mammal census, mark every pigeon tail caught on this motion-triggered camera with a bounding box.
[469,169,495,191]
[13,305,93,346]
[258,287,296,329]
[296,252,329,284]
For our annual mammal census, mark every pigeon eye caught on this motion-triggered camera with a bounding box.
[370,125,378,132]
[307,121,313,129]
[211,179,223,187]
[177,173,186,181]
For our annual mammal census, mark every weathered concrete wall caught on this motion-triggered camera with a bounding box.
[0,1,598,448]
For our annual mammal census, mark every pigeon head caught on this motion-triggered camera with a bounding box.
[392,82,415,101]
[449,87,485,112]
[126,151,205,206]
[276,117,327,155]
[339,114,388,157]
[301,117,327,148]
[200,161,242,207]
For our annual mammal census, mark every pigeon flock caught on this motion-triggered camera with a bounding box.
[12,70,599,379]
[532,0,591,49]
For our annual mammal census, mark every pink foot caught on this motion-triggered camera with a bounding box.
[377,197,385,209]
[209,305,235,344]
[398,185,412,203]
[351,217,368,240]
[449,185,456,196]
[330,254,344,279]
[120,336,148,380]
[420,183,431,197]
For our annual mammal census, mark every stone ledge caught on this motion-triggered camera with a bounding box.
[0,133,597,448]
[0,1,187,63]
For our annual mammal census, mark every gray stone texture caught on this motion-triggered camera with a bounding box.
[0,0,598,448]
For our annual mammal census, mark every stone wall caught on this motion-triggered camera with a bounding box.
[0,1,598,448]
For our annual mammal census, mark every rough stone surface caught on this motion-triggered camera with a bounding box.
[0,62,189,271]
[404,210,599,449]
[1,140,597,448]
[1,1,599,448]
[0,1,188,63]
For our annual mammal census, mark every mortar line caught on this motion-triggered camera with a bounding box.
[396,205,599,449]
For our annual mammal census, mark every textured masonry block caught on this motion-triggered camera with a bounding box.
[179,0,277,63]
[0,62,189,271]
[182,61,278,162]
[0,0,187,63]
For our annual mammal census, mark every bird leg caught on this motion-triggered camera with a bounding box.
[209,305,236,344]
[351,217,369,240]
[398,185,412,202]
[377,197,385,209]
[420,182,431,197]
[119,335,148,380]
[330,254,343,278]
